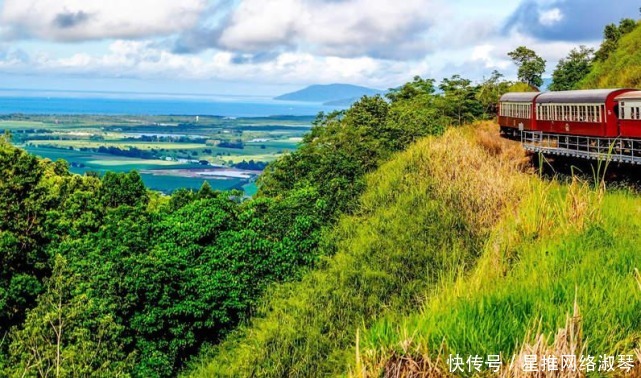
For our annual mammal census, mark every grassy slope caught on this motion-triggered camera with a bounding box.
[579,22,641,89]
[357,177,641,376]
[184,123,533,377]
[351,127,641,375]
[187,123,641,377]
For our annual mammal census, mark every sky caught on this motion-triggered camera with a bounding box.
[0,0,638,96]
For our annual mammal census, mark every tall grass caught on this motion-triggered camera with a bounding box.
[353,146,641,377]
[183,122,530,377]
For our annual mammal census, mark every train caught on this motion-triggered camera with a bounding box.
[498,88,641,164]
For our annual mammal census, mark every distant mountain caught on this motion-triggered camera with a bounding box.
[275,84,383,103]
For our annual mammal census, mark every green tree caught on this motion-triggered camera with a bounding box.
[476,70,512,115]
[197,181,216,199]
[259,95,391,218]
[438,75,485,126]
[550,46,594,91]
[99,171,148,209]
[386,76,436,103]
[595,18,637,61]
[508,46,546,88]
[0,136,50,334]
[5,255,133,377]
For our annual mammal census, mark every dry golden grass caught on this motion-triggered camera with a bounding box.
[473,122,532,171]
[414,121,532,236]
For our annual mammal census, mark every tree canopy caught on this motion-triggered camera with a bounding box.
[549,46,594,91]
[508,46,546,88]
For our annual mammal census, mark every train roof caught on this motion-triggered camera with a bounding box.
[614,91,641,101]
[499,92,540,102]
[535,89,633,104]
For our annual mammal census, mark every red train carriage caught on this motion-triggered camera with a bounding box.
[615,91,641,138]
[498,88,641,164]
[498,92,540,140]
[534,89,635,137]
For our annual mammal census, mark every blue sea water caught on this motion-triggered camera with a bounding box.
[0,89,343,117]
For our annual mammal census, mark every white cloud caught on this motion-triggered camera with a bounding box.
[471,44,511,70]
[218,0,445,59]
[0,0,207,41]
[538,8,563,26]
[6,40,432,89]
[1,0,617,94]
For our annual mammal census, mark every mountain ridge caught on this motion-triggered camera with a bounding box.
[274,83,383,103]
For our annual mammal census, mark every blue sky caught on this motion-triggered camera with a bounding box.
[0,0,637,96]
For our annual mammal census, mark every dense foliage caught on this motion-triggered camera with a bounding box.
[549,46,594,91]
[0,73,515,376]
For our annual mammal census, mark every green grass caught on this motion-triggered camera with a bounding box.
[27,140,206,150]
[24,146,190,170]
[0,120,51,129]
[356,185,641,376]
[6,114,307,195]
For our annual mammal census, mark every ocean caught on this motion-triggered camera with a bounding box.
[0,89,343,117]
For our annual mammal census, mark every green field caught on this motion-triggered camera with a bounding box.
[28,140,206,150]
[6,113,309,194]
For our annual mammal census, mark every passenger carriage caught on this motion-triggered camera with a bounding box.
[614,91,641,139]
[498,88,641,163]
[534,89,634,137]
[498,92,540,140]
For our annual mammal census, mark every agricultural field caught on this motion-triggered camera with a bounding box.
[2,114,313,194]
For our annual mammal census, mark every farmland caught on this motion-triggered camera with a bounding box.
[2,113,312,193]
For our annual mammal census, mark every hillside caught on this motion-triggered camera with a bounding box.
[274,83,382,103]
[186,123,641,377]
[579,22,641,88]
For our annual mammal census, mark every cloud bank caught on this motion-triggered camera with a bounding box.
[0,0,206,41]
[0,0,638,92]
